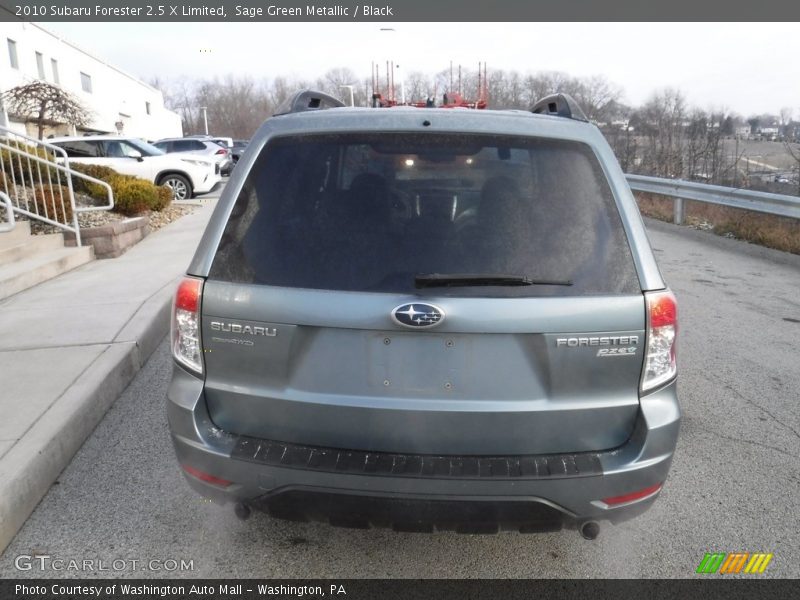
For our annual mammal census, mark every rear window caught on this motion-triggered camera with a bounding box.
[209,133,640,297]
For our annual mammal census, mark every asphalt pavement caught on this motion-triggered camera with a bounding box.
[0,191,219,553]
[0,217,798,579]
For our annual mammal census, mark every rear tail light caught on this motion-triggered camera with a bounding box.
[171,276,204,374]
[641,290,677,392]
[215,148,226,155]
[182,464,232,488]
[602,482,663,506]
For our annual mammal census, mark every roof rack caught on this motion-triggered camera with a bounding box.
[531,93,588,122]
[273,89,346,116]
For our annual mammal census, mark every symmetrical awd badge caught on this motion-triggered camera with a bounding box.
[391,303,445,329]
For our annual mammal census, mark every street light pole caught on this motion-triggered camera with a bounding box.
[199,106,208,135]
[339,85,355,107]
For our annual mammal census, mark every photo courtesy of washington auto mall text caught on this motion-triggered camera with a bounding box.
[14,583,347,598]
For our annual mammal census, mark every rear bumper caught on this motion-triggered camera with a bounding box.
[167,366,680,529]
[192,169,221,194]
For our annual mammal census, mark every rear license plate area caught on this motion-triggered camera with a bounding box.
[367,332,468,394]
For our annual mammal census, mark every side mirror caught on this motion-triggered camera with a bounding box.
[128,150,143,161]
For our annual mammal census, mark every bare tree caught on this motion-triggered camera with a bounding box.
[267,75,312,111]
[636,89,687,178]
[1,81,91,139]
[151,76,199,133]
[779,107,793,127]
[685,108,708,179]
[404,71,434,104]
[193,75,274,138]
[704,111,728,184]
[316,67,358,103]
[779,107,794,141]
[522,71,572,104]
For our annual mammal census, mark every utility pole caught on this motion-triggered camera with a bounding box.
[450,61,453,93]
[396,64,405,104]
[199,106,208,135]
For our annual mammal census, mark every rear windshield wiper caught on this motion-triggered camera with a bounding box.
[414,273,573,288]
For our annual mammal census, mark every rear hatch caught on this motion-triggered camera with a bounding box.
[200,131,645,456]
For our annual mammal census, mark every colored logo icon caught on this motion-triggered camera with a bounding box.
[696,552,773,574]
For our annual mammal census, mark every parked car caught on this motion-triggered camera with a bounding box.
[153,137,233,176]
[50,135,221,200]
[229,139,249,164]
[187,134,234,149]
[167,91,680,538]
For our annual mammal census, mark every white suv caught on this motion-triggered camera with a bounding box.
[50,135,221,200]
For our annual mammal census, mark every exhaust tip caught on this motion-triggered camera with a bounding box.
[234,502,252,520]
[580,521,600,540]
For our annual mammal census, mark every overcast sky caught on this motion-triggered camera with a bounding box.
[44,22,799,116]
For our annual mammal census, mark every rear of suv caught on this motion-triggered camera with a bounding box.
[153,137,233,176]
[167,91,680,537]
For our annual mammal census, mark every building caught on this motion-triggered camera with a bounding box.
[0,22,181,140]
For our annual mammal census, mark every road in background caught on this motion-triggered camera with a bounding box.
[1,217,798,579]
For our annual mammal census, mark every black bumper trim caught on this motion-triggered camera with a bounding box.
[231,435,603,480]
[251,490,566,533]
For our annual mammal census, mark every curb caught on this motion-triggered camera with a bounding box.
[0,285,175,554]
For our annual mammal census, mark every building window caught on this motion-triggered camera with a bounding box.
[51,58,59,84]
[145,101,151,115]
[80,72,93,93]
[35,51,45,79]
[7,39,18,69]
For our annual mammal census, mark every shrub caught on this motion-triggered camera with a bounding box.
[33,185,74,224]
[0,146,61,186]
[152,185,173,211]
[66,163,171,214]
[69,163,119,197]
[109,175,160,216]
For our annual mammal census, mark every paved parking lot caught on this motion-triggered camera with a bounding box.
[1,218,798,579]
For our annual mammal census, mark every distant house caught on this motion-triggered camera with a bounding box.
[734,126,751,137]
[757,126,779,141]
[0,22,181,139]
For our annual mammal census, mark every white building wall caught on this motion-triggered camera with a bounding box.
[0,22,181,140]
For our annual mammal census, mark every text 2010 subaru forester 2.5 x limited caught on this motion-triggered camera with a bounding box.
[167,91,679,538]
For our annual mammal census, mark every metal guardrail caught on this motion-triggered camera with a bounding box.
[626,174,800,224]
[0,126,114,246]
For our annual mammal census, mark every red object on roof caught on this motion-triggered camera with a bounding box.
[371,61,489,110]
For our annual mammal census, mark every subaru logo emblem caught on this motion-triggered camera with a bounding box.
[391,303,445,329]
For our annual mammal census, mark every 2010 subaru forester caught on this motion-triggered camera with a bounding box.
[167,91,680,538]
